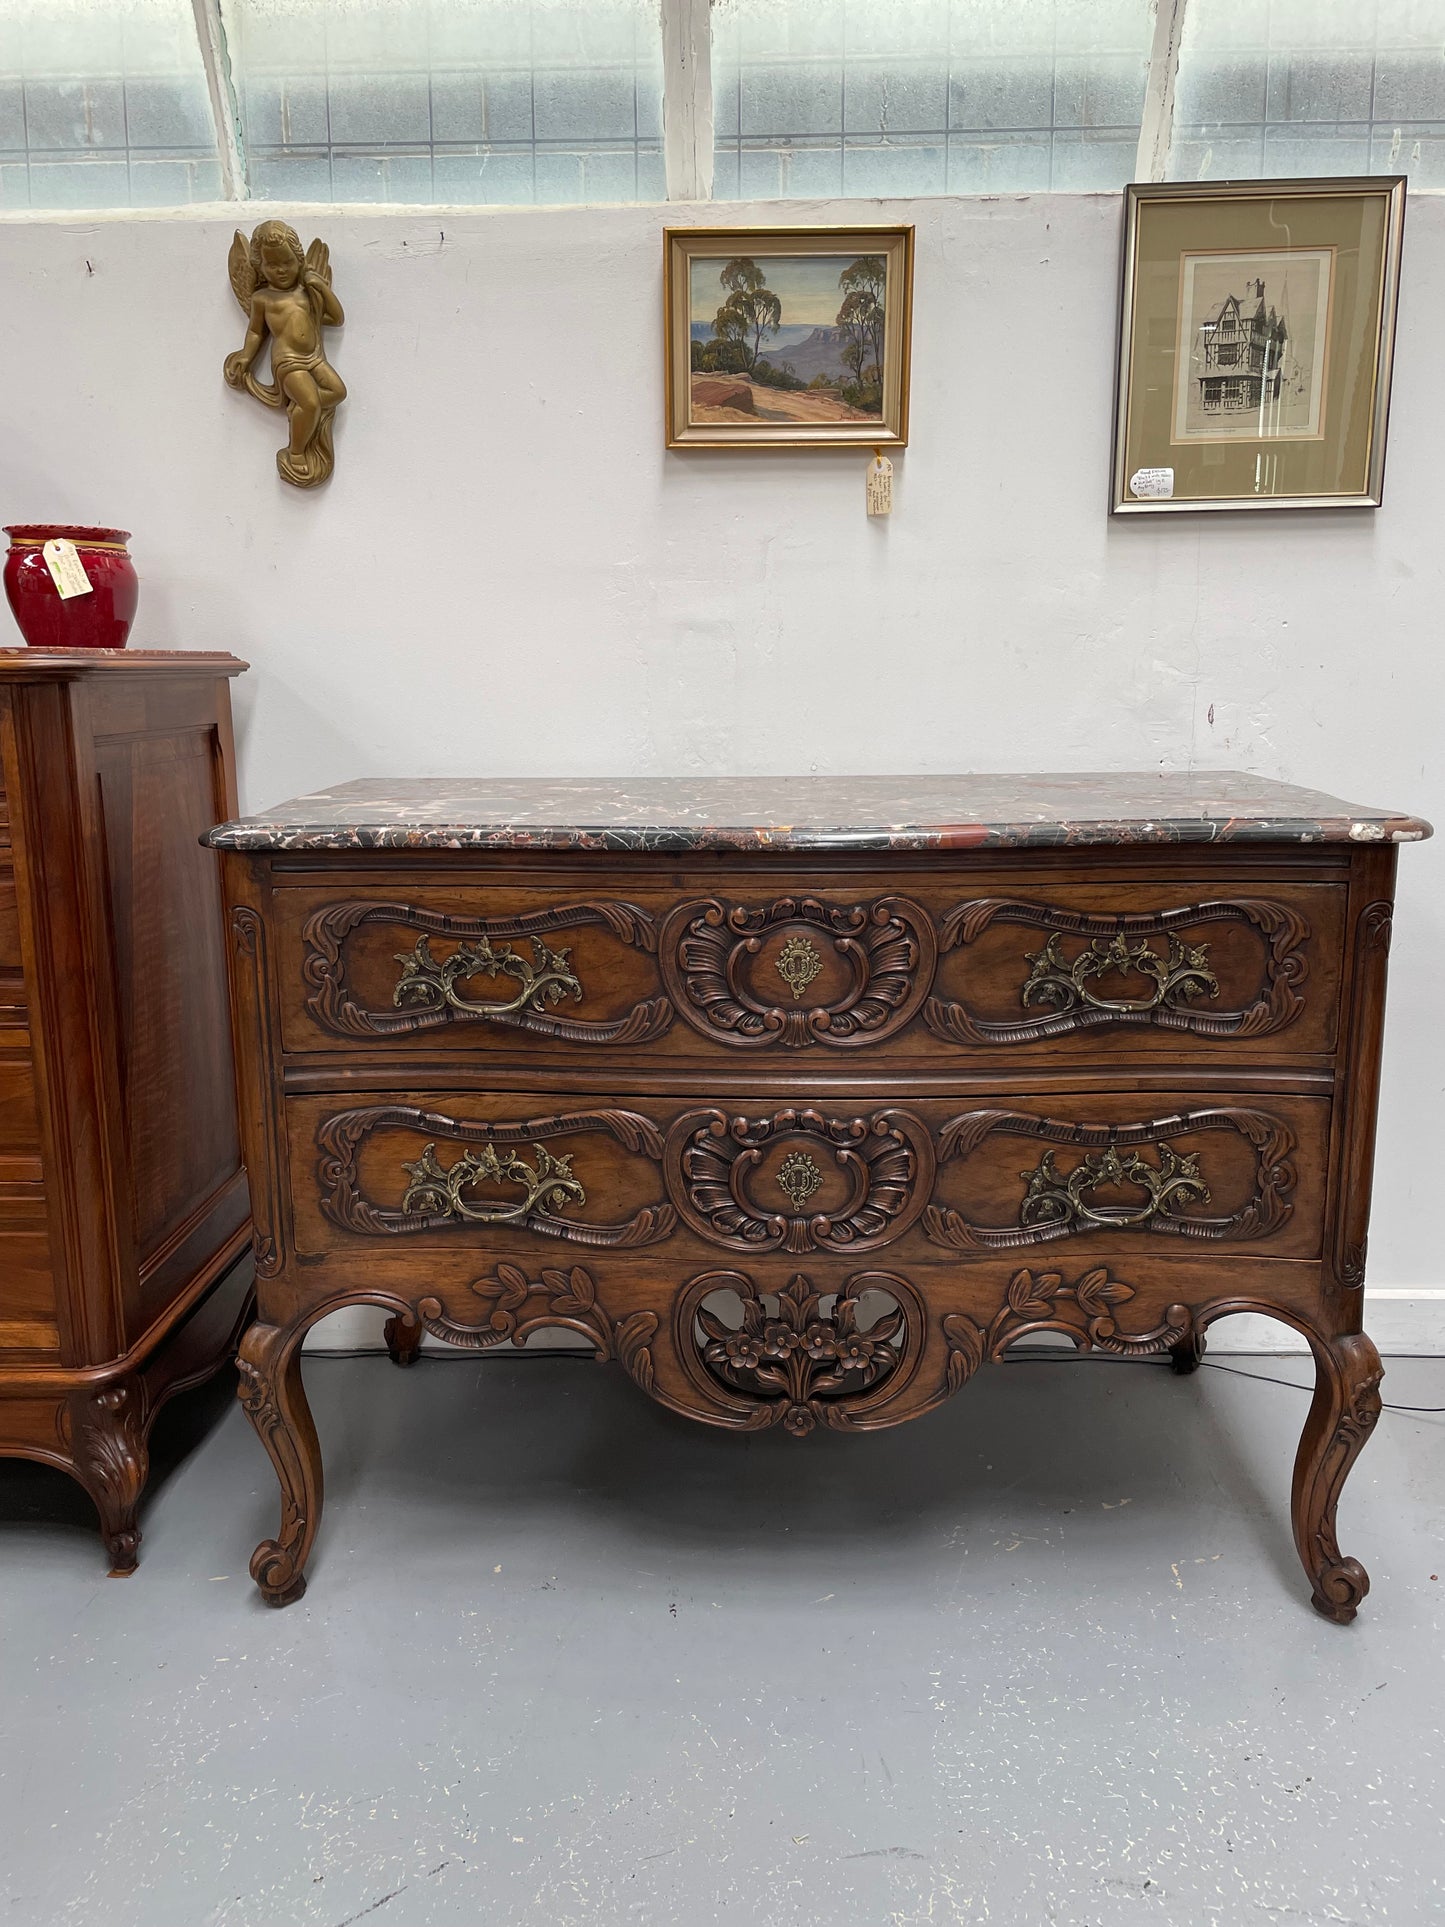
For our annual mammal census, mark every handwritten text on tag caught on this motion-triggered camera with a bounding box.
[42,539,93,599]
[1129,467,1175,500]
[866,454,894,517]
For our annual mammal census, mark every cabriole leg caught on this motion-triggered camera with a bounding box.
[236,1319,323,1607]
[1291,1330,1383,1624]
[1169,1329,1208,1375]
[70,1379,150,1575]
[383,1312,424,1368]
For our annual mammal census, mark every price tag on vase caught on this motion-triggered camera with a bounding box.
[866,453,894,517]
[42,539,93,599]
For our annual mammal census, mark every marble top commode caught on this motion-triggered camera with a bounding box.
[206,771,1431,853]
[214,762,1423,1620]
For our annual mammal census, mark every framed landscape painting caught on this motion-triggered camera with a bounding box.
[1112,178,1405,514]
[665,226,913,449]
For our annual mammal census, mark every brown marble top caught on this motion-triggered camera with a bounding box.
[204,772,1431,853]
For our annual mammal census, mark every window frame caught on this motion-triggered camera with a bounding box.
[2,0,1434,213]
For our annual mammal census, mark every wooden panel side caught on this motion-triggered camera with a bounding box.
[0,679,120,1365]
[1325,844,1398,1301]
[86,675,245,1339]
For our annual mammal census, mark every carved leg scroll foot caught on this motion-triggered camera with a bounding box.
[236,1319,323,1608]
[383,1312,424,1368]
[1169,1329,1208,1375]
[70,1379,149,1576]
[1291,1331,1383,1625]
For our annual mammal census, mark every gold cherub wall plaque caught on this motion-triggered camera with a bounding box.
[224,221,346,489]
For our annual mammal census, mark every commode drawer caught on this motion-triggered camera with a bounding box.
[272,876,1344,1064]
[285,1087,1328,1267]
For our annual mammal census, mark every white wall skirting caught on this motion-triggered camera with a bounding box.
[303,1292,1445,1359]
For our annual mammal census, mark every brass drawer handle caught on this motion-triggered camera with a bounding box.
[394,932,581,1022]
[401,1139,584,1228]
[1019,1143,1209,1233]
[1021,931,1217,1016]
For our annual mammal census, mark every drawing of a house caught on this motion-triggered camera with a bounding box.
[1196,278,1289,414]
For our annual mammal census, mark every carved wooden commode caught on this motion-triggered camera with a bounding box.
[206,774,1429,1618]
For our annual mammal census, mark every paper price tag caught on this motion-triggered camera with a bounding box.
[866,453,894,517]
[1129,466,1174,500]
[42,538,93,599]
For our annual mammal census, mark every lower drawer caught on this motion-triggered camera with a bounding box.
[0,1058,41,1165]
[285,1088,1328,1265]
[0,866,21,972]
[0,1206,58,1356]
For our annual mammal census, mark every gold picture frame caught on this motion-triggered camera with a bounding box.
[1112,177,1406,514]
[665,225,914,450]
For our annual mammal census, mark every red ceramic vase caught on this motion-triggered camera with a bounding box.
[3,525,139,649]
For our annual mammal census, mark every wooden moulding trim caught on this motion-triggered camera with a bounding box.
[136,1167,249,1286]
[278,1060,1339,1100]
[0,651,248,678]
[0,1224,252,1392]
[1327,884,1395,1292]
[261,847,1358,885]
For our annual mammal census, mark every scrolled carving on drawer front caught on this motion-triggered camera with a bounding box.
[924,1107,1296,1251]
[667,1106,935,1256]
[316,1105,676,1247]
[923,898,1309,1044]
[943,1267,1194,1386]
[301,899,673,1044]
[415,1263,660,1393]
[661,895,936,1047]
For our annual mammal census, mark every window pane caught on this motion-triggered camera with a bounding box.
[222,0,664,205]
[711,0,1153,198]
[1172,0,1445,186]
[0,0,221,210]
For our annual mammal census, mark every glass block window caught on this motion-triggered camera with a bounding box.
[222,0,665,204]
[1172,0,1445,186]
[0,0,222,210]
[710,0,1154,199]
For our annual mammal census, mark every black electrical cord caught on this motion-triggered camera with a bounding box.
[995,1347,1445,1413]
[1197,1357,1445,1414]
[301,1343,1445,1413]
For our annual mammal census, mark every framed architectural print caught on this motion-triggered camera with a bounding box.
[1112,178,1405,514]
[665,226,913,450]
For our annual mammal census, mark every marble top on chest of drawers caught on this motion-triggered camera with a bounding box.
[205,771,1430,853]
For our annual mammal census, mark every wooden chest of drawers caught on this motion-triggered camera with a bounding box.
[0,650,252,1570]
[208,774,1429,1619]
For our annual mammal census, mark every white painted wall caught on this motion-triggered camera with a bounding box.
[2,192,1441,1348]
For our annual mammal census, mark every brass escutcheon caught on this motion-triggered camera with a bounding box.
[776,935,824,1001]
[777,1150,824,1210]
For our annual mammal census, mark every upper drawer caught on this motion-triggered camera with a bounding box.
[272,877,1345,1061]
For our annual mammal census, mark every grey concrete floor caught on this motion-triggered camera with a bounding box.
[1,1349,1442,1927]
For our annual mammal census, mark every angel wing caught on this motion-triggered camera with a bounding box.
[228,230,257,313]
[304,238,332,287]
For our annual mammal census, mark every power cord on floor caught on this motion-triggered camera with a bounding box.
[1198,1357,1445,1414]
[996,1347,1445,1414]
[298,1344,1445,1413]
